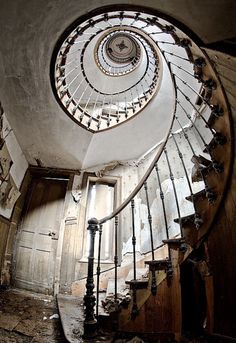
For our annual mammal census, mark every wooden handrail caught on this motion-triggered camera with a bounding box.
[99,113,175,225]
[99,59,178,225]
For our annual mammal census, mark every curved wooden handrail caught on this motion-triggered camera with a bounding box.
[99,113,175,225]
[98,54,178,225]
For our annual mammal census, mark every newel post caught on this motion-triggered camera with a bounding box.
[83,217,98,338]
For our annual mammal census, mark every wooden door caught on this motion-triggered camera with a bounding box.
[14,177,67,294]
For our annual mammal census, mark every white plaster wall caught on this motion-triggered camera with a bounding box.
[0,0,206,170]
[88,126,206,257]
[0,115,28,219]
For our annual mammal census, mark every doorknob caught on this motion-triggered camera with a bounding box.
[49,231,58,240]
[48,231,56,236]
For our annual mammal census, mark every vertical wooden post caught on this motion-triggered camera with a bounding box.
[83,218,98,338]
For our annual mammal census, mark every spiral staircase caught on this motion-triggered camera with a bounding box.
[52,6,233,343]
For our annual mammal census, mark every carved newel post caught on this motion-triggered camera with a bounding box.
[83,217,98,338]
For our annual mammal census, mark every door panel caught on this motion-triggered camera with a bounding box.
[14,177,67,294]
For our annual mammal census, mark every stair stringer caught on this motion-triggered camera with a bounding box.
[118,269,166,328]
[181,46,233,249]
[72,245,168,296]
[117,245,186,342]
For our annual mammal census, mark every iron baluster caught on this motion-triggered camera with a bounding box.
[56,58,76,71]
[107,95,113,127]
[76,83,90,121]
[155,40,181,46]
[90,92,100,122]
[114,216,118,308]
[170,61,197,79]
[164,147,183,237]
[131,199,137,281]
[97,95,106,130]
[86,20,102,30]
[149,31,166,35]
[116,95,120,123]
[65,78,86,106]
[144,77,151,91]
[103,13,113,27]
[175,115,217,204]
[124,94,128,118]
[130,89,135,113]
[96,224,103,318]
[172,132,203,229]
[140,83,147,101]
[175,115,195,155]
[56,56,80,77]
[58,48,82,59]
[119,11,124,26]
[149,59,159,67]
[135,85,142,107]
[154,163,170,258]
[130,12,141,26]
[161,50,190,62]
[176,85,224,141]
[131,200,139,317]
[175,73,215,107]
[57,64,83,89]
[144,181,155,260]
[174,86,215,132]
[177,100,224,173]
[79,89,94,122]
[83,218,98,338]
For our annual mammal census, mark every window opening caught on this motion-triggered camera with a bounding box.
[84,181,115,262]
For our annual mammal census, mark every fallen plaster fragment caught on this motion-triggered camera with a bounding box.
[49,314,59,319]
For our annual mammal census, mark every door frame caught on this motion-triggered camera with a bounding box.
[12,166,76,295]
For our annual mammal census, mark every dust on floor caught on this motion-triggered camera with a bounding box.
[0,287,67,343]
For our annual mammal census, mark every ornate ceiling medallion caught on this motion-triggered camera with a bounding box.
[105,32,141,64]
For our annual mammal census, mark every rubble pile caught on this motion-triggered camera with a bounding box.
[101,292,131,313]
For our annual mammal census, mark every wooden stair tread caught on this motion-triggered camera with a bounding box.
[125,268,148,283]
[203,138,218,152]
[125,279,149,289]
[173,213,195,225]
[145,259,171,271]
[163,238,185,245]
[185,189,206,202]
[191,154,212,167]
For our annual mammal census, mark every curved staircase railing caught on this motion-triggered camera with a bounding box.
[80,8,232,340]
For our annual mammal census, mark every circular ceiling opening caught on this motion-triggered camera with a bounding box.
[105,32,141,64]
[51,9,165,132]
[94,29,142,76]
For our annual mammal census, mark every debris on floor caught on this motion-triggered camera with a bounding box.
[0,287,66,342]
[101,292,131,313]
[50,314,60,320]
